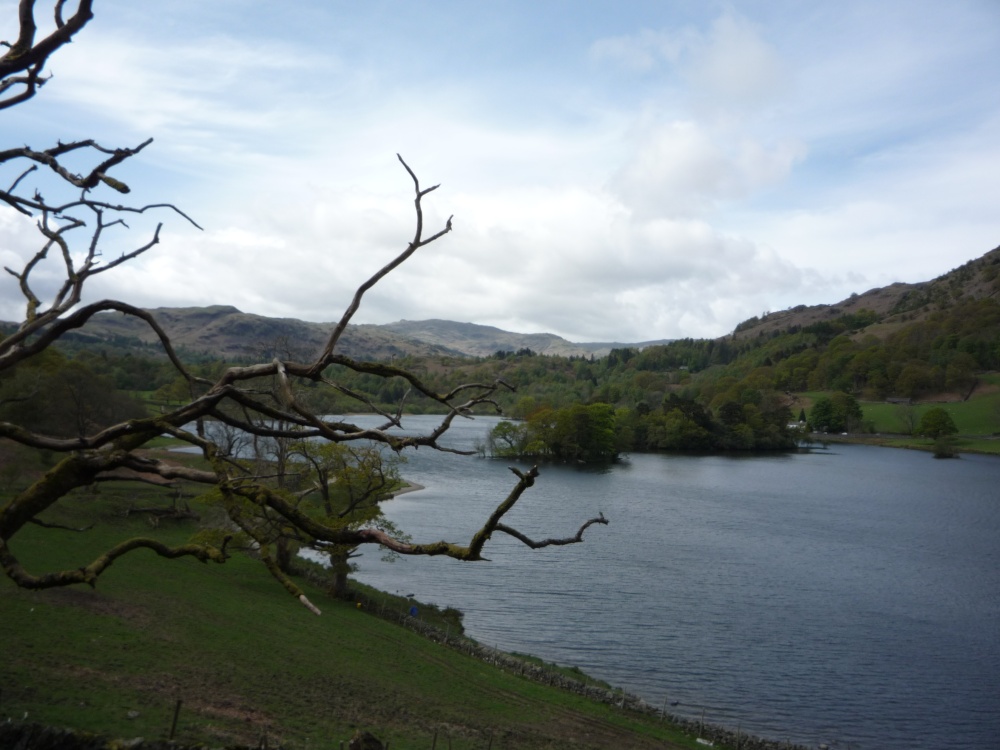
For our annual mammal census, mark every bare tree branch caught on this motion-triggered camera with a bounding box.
[495,513,609,549]
[0,535,228,590]
[27,518,94,532]
[0,1,95,110]
[313,155,453,368]
[0,119,607,606]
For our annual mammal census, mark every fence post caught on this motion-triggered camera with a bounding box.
[168,699,182,740]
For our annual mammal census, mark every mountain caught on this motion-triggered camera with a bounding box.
[730,244,1000,341]
[45,305,453,361]
[376,319,670,358]
[25,306,664,361]
[6,245,996,361]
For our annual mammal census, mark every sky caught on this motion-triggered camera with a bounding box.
[1,0,999,343]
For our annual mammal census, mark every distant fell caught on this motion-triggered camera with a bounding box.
[37,306,664,361]
[377,319,670,358]
[7,244,996,360]
[55,305,457,361]
[731,244,1000,340]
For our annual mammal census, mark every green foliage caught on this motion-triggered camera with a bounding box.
[488,389,797,458]
[808,392,864,433]
[0,355,148,438]
[932,436,959,458]
[918,407,959,439]
[488,403,621,463]
[486,419,531,457]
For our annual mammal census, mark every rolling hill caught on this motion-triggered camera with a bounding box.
[7,306,667,362]
[3,244,997,362]
[731,244,1000,341]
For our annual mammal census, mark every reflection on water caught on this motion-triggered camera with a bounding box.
[351,415,1000,750]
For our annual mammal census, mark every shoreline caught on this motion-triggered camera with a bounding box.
[804,431,1000,456]
[347,585,813,750]
[390,480,425,497]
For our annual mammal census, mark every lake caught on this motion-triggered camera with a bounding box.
[344,415,999,750]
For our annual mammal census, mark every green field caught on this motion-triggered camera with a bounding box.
[800,375,1000,455]
[862,397,1000,436]
[1,482,698,749]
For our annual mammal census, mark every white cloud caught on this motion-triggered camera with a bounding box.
[51,30,333,137]
[608,120,806,219]
[685,12,790,111]
[590,10,791,113]
[589,28,690,72]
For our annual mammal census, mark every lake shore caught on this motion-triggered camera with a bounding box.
[392,480,425,497]
[804,430,1000,456]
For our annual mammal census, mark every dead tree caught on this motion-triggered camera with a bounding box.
[0,3,607,614]
[0,1,93,110]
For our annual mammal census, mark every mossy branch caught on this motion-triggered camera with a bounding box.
[0,535,228,590]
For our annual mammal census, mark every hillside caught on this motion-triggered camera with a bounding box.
[0,475,697,750]
[731,244,1000,341]
[50,305,456,362]
[377,319,669,358]
[5,245,995,363]
[5,306,665,362]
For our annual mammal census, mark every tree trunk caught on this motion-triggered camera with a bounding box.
[275,536,296,575]
[328,549,351,599]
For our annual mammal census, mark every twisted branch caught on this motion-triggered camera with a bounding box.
[0,144,608,607]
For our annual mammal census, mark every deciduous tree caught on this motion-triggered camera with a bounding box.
[808,392,862,433]
[917,407,958,440]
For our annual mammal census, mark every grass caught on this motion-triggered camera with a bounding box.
[861,398,1000,437]
[801,375,1000,455]
[1,481,700,749]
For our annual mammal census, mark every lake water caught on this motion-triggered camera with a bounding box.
[345,415,1000,750]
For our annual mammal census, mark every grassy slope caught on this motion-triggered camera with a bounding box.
[800,374,1000,454]
[0,486,695,750]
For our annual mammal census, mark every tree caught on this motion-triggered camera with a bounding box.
[487,403,623,463]
[808,392,862,433]
[917,407,958,439]
[0,3,607,614]
[255,440,408,599]
[897,404,920,435]
[486,419,531,458]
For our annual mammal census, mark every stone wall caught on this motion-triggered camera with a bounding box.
[0,722,278,750]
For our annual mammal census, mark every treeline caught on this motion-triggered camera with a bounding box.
[463,298,997,424]
[486,392,795,464]
[717,298,1000,398]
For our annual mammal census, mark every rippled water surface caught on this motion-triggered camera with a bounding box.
[351,415,1000,749]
